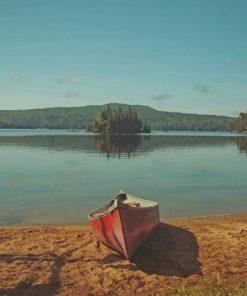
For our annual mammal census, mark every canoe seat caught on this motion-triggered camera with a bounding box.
[125,201,140,207]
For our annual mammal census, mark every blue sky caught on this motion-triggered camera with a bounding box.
[0,0,246,115]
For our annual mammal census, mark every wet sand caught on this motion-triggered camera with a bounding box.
[0,213,246,295]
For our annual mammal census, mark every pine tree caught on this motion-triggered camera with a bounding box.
[87,106,151,133]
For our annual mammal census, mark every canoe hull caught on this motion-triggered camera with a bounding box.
[118,204,159,259]
[89,195,159,260]
[89,207,128,256]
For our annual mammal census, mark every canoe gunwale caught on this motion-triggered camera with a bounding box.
[88,192,158,221]
[88,202,118,220]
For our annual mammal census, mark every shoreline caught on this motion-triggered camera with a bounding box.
[0,213,246,295]
[1,211,247,228]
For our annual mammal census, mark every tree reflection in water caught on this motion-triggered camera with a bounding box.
[0,134,246,157]
[94,135,144,158]
[236,137,247,155]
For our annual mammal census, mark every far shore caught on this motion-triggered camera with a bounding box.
[0,213,246,295]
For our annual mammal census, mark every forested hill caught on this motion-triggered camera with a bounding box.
[0,103,234,131]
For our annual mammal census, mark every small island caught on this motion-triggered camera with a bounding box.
[87,105,151,133]
[230,112,247,133]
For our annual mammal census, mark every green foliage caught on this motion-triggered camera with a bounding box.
[87,105,150,133]
[230,112,247,132]
[0,103,234,131]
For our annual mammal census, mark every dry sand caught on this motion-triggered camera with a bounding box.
[0,213,246,296]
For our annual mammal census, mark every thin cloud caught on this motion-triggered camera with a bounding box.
[9,73,29,82]
[150,93,174,100]
[58,75,83,85]
[64,91,81,98]
[194,84,215,94]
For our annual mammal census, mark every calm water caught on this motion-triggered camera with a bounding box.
[0,129,247,225]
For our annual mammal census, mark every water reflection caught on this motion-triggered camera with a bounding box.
[0,134,247,157]
[94,135,142,158]
[235,137,247,155]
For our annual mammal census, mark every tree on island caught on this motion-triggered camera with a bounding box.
[87,105,151,133]
[230,112,247,132]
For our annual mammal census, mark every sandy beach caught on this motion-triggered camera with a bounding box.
[0,213,246,296]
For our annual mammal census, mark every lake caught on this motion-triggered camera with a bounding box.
[0,129,246,225]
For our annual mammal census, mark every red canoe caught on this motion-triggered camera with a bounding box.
[88,191,160,260]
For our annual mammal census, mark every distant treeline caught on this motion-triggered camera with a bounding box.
[0,103,234,131]
[87,106,150,133]
[230,112,247,132]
